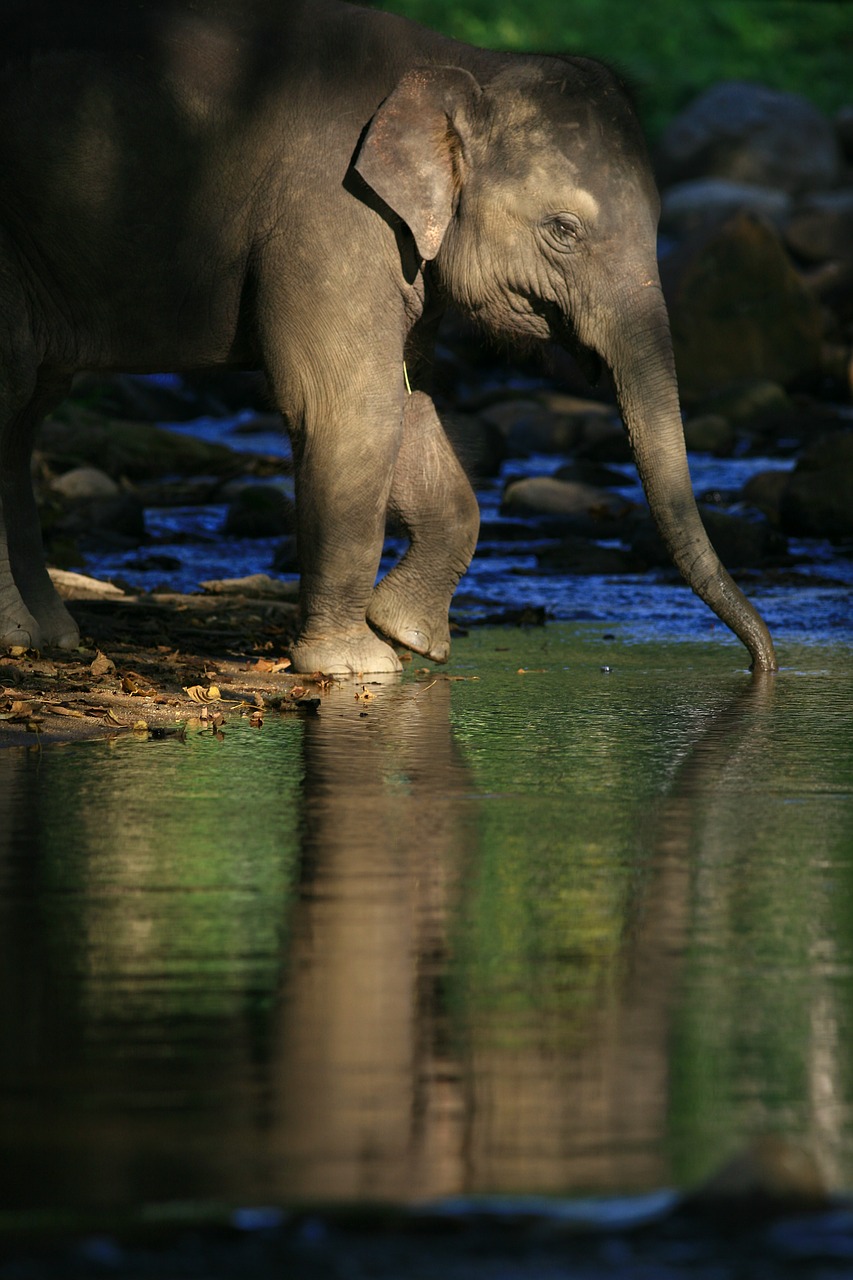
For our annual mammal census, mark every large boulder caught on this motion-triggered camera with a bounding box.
[660,178,792,239]
[631,506,786,569]
[785,190,853,264]
[784,190,853,320]
[223,484,296,538]
[661,212,824,402]
[779,432,853,540]
[656,81,842,196]
[500,476,635,536]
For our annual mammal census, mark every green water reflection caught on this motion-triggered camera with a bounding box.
[1,627,852,1212]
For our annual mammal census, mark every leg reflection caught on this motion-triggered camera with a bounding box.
[272,676,477,1201]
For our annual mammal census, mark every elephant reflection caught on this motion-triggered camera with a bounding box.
[271,675,477,1200]
[5,667,826,1211]
[270,672,784,1201]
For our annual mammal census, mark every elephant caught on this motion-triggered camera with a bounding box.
[0,0,777,673]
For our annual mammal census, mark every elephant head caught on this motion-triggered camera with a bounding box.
[355,58,777,672]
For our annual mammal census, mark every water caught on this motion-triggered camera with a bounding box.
[2,630,852,1219]
[85,412,853,648]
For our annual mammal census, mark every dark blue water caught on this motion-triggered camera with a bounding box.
[82,409,853,648]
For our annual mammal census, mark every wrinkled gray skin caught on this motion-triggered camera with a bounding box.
[0,0,777,673]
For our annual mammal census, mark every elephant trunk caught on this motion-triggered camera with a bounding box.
[602,282,777,671]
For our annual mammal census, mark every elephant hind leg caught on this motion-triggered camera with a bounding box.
[367,391,480,663]
[0,372,79,651]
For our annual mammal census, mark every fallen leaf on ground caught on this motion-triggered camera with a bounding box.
[121,673,155,696]
[44,704,86,718]
[184,684,222,703]
[251,656,292,674]
[90,651,116,677]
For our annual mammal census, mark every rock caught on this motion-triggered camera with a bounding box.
[537,536,639,575]
[656,81,841,196]
[70,372,209,422]
[47,569,126,600]
[661,178,792,239]
[553,460,631,488]
[694,379,793,427]
[785,190,853,264]
[662,213,824,402]
[683,414,736,454]
[54,493,147,545]
[70,370,271,421]
[631,505,786,569]
[741,469,790,524]
[199,574,299,599]
[784,189,853,321]
[835,105,853,164]
[480,398,581,457]
[477,394,616,457]
[477,396,559,436]
[271,536,299,573]
[780,431,853,539]
[574,418,633,463]
[223,484,295,538]
[685,1136,828,1218]
[50,465,120,500]
[501,476,635,534]
[40,407,243,480]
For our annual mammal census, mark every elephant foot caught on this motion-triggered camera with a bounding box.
[288,626,403,676]
[367,588,451,663]
[1,573,80,651]
[0,600,42,651]
[31,602,80,650]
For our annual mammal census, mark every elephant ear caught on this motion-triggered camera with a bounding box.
[354,66,481,261]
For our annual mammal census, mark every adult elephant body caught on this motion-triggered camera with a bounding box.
[0,0,776,672]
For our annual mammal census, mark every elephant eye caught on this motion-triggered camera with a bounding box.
[543,213,583,247]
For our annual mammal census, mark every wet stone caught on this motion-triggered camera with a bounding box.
[780,431,853,539]
[631,505,787,569]
[223,484,296,538]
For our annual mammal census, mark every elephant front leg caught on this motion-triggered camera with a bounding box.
[367,391,480,663]
[287,403,405,677]
[1,374,79,651]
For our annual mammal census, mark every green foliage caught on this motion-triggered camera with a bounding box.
[370,0,852,135]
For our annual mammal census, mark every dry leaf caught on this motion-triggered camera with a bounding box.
[90,651,116,678]
[8,646,28,659]
[310,672,337,691]
[289,685,306,699]
[251,656,292,674]
[45,704,86,718]
[10,700,34,718]
[183,684,222,703]
[132,720,149,734]
[121,672,154,696]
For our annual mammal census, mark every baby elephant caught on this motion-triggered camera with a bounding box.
[0,0,776,673]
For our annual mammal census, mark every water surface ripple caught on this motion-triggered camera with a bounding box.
[1,630,852,1221]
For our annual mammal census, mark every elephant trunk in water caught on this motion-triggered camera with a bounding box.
[602,280,777,672]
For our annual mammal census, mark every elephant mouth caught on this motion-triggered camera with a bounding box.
[527,295,603,387]
[567,336,603,387]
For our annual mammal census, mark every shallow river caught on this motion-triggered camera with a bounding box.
[2,629,852,1221]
